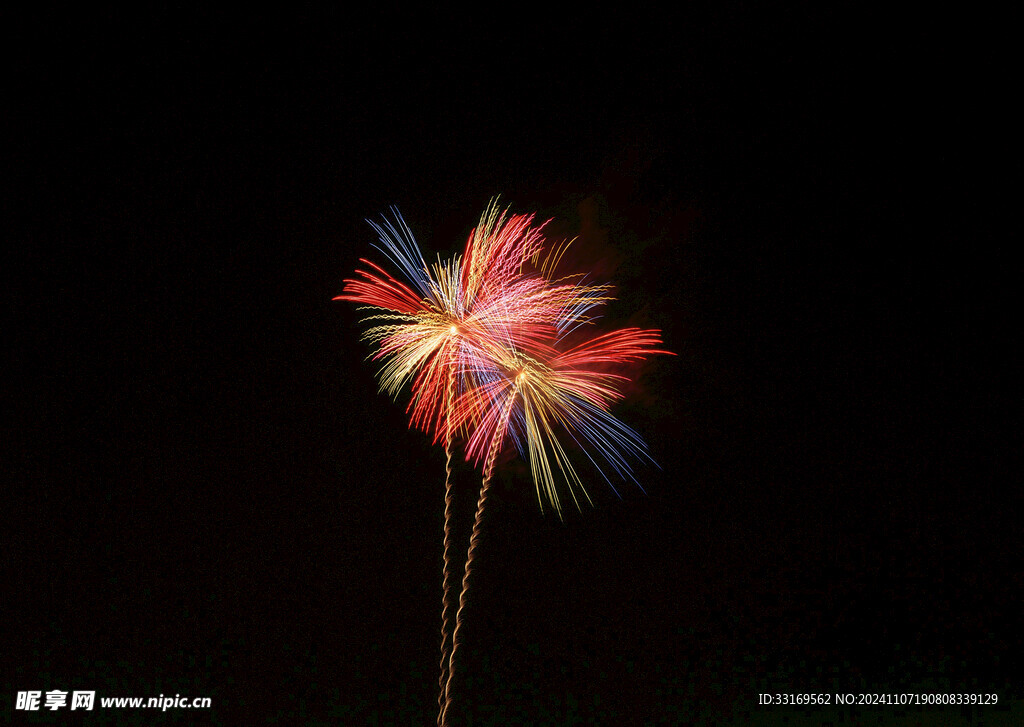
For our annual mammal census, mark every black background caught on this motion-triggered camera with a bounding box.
[4,6,1018,725]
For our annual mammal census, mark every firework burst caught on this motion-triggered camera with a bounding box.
[453,325,672,516]
[336,199,671,726]
[335,200,611,444]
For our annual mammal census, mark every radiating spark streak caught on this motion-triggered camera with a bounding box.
[367,208,432,299]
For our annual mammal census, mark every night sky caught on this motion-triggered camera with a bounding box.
[4,7,1018,725]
